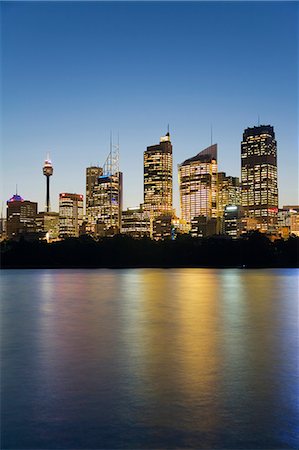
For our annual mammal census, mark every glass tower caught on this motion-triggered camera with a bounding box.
[144,132,173,218]
[241,125,278,231]
[178,144,218,226]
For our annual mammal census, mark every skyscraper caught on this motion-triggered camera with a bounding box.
[178,144,218,227]
[86,142,123,236]
[86,166,103,226]
[43,155,53,212]
[59,193,84,238]
[6,193,37,239]
[144,132,173,218]
[241,125,278,231]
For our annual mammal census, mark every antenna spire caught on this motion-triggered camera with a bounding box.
[210,124,213,146]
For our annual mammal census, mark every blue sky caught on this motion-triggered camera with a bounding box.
[1,1,298,214]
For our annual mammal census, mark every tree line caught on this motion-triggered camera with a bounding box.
[1,232,298,269]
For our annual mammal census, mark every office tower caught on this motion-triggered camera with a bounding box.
[86,166,103,225]
[121,205,150,238]
[144,132,173,218]
[43,155,53,212]
[59,193,84,238]
[218,172,241,217]
[6,193,37,239]
[241,125,278,231]
[178,144,218,227]
[86,143,122,236]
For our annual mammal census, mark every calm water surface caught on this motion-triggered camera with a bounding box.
[1,268,298,449]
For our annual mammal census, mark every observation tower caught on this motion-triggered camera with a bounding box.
[43,155,53,212]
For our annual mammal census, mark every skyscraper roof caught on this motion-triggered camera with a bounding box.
[180,144,217,166]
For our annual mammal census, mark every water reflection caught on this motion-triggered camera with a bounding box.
[1,268,298,449]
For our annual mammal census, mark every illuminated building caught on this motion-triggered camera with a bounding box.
[43,155,53,212]
[241,125,278,231]
[121,205,150,238]
[190,216,218,238]
[152,214,173,240]
[86,143,122,236]
[218,172,241,217]
[178,144,218,229]
[278,206,299,238]
[36,212,59,242]
[144,132,173,219]
[6,193,37,240]
[86,166,103,226]
[59,193,83,238]
[223,205,243,238]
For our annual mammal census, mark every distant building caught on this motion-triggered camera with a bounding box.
[59,193,84,238]
[144,132,173,219]
[190,215,218,238]
[223,205,243,239]
[85,144,122,236]
[178,144,218,229]
[121,205,150,238]
[6,193,37,240]
[218,172,241,217]
[86,166,103,227]
[36,211,59,242]
[241,125,278,232]
[152,214,173,240]
[278,206,299,238]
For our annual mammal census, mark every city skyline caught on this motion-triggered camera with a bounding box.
[2,1,298,213]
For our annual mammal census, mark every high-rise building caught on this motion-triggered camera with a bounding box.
[218,172,241,217]
[241,125,278,231]
[144,132,173,219]
[178,144,218,228]
[6,193,37,239]
[86,166,103,226]
[59,193,84,238]
[86,144,123,236]
[43,155,53,212]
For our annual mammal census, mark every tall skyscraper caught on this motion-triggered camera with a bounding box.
[6,193,37,239]
[241,125,278,231]
[86,166,103,226]
[59,193,84,238]
[86,142,123,236]
[144,132,173,218]
[178,144,218,227]
[43,155,53,212]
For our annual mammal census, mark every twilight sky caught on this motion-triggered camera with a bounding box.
[1,1,298,214]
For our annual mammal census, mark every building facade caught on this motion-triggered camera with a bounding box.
[59,193,84,238]
[86,166,103,227]
[178,144,218,228]
[121,205,150,238]
[241,125,278,232]
[92,172,123,235]
[218,172,241,217]
[144,132,173,219]
[6,194,38,240]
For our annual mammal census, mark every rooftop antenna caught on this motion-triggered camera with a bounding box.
[258,115,260,126]
[210,124,213,146]
[167,123,170,135]
[16,184,18,195]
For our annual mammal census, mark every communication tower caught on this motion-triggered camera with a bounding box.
[43,154,53,212]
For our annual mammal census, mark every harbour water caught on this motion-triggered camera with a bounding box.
[1,268,298,449]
